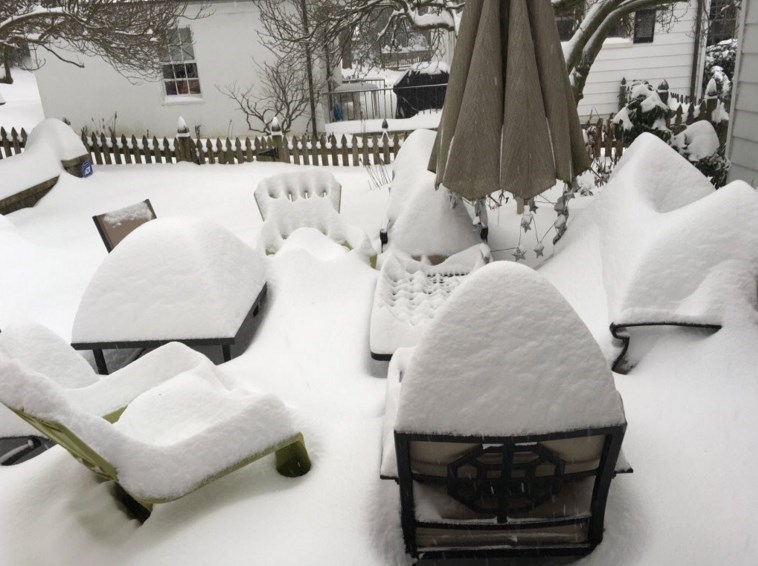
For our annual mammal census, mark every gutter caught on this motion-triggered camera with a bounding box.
[689,0,705,97]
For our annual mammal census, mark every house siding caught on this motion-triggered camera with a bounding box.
[33,2,325,138]
[576,1,702,119]
[728,0,758,185]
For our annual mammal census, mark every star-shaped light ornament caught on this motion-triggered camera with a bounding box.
[513,245,527,262]
[534,242,545,258]
[520,212,533,232]
[528,199,538,213]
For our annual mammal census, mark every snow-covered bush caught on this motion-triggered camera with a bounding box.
[612,81,673,144]
[703,39,737,97]
[613,81,729,187]
[671,121,730,188]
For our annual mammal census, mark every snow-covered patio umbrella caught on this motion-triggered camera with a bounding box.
[428,0,589,201]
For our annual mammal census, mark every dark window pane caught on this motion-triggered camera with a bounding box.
[176,81,190,95]
[162,65,174,80]
[186,63,198,78]
[165,81,178,96]
[189,80,201,95]
[634,10,656,43]
[174,64,187,79]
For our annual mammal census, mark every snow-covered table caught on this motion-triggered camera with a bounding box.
[71,218,268,373]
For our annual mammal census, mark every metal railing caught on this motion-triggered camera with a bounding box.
[324,82,448,123]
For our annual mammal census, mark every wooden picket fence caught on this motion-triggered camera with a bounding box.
[0,127,409,167]
[0,127,27,160]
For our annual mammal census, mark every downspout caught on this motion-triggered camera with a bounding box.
[689,0,705,97]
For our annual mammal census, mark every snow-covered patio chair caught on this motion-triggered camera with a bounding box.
[369,244,490,360]
[380,262,628,559]
[0,323,215,463]
[0,356,311,522]
[258,197,375,261]
[539,133,758,371]
[379,129,483,264]
[92,199,156,252]
[71,217,268,374]
[254,169,342,220]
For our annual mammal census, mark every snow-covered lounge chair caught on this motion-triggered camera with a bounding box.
[380,262,629,559]
[92,199,156,252]
[71,218,268,374]
[539,133,758,371]
[0,356,311,522]
[0,323,217,463]
[254,170,342,220]
[369,244,490,360]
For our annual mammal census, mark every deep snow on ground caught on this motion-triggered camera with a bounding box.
[0,69,45,131]
[0,160,757,565]
[0,69,756,563]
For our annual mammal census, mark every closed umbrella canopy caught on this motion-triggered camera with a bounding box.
[428,0,590,201]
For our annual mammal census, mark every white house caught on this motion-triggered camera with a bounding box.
[727,0,758,185]
[573,1,709,119]
[33,1,327,138]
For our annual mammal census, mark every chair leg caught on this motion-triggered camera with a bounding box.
[93,349,109,375]
[275,436,311,477]
[114,483,153,523]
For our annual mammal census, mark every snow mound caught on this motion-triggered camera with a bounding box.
[0,322,96,388]
[25,118,89,164]
[0,358,298,502]
[671,120,720,162]
[395,262,625,437]
[541,133,758,358]
[0,118,88,202]
[385,129,480,257]
[369,244,490,357]
[259,197,375,259]
[254,170,342,219]
[72,217,266,342]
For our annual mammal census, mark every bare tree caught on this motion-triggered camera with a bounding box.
[0,0,207,84]
[219,59,311,135]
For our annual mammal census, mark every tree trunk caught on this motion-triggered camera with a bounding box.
[299,0,318,138]
[1,46,13,84]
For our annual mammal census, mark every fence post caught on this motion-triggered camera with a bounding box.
[175,117,199,164]
[270,117,288,163]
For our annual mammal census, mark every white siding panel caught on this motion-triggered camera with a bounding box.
[735,83,758,113]
[743,23,758,53]
[729,164,758,186]
[733,112,758,139]
[730,138,758,169]
[577,1,699,119]
[728,0,758,183]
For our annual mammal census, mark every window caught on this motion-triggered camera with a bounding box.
[633,10,657,43]
[707,0,738,45]
[161,28,201,96]
[554,5,631,42]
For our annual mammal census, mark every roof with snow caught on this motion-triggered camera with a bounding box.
[395,261,626,437]
[72,217,266,343]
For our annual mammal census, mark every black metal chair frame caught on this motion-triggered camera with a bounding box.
[610,321,721,373]
[72,284,268,374]
[394,425,625,560]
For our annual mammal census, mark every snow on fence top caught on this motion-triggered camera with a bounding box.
[72,217,266,343]
[395,261,626,437]
[385,129,480,257]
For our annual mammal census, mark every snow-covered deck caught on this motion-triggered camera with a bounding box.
[0,162,757,564]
